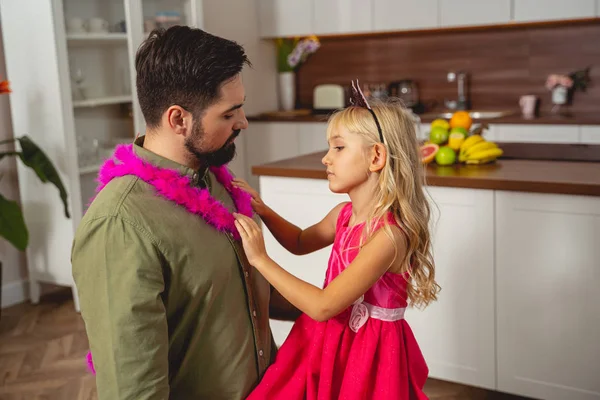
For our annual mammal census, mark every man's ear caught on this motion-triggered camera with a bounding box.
[165,105,193,137]
[369,143,387,173]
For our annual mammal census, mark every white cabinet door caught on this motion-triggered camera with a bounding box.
[513,0,596,22]
[495,191,600,400]
[313,0,372,35]
[440,0,511,27]
[373,0,439,31]
[406,187,496,389]
[258,0,313,38]
[494,124,580,143]
[244,123,300,190]
[580,125,600,144]
[260,176,347,346]
[297,122,328,155]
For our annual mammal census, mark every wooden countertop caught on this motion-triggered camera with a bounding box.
[248,111,600,125]
[252,152,600,197]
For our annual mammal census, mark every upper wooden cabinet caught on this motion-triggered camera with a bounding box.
[313,0,373,35]
[372,0,439,31]
[513,0,596,22]
[258,0,313,38]
[439,0,512,27]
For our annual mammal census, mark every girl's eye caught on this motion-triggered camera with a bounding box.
[334,146,344,151]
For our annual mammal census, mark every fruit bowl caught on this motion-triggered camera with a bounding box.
[420,111,503,167]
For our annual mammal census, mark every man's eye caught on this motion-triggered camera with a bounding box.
[224,114,234,120]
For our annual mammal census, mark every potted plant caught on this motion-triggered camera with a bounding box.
[0,79,70,315]
[275,35,320,111]
[545,66,592,115]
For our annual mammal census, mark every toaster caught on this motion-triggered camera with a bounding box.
[313,84,345,114]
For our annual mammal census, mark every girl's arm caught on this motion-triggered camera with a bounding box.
[234,213,406,322]
[232,178,345,255]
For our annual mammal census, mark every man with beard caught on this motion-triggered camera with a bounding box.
[71,26,298,400]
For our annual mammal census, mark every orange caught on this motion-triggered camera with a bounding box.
[450,111,472,130]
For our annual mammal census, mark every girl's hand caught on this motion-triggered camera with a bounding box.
[234,213,269,267]
[232,178,268,216]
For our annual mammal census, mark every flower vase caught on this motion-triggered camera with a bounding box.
[551,85,568,115]
[277,72,295,111]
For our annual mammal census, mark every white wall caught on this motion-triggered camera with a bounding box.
[0,19,28,309]
[202,0,277,181]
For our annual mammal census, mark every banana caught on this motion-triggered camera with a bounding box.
[463,141,498,158]
[460,134,484,151]
[466,147,504,161]
[459,135,485,162]
[466,156,497,165]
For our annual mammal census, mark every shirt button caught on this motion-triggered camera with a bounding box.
[259,350,264,357]
[245,271,249,278]
[253,310,257,317]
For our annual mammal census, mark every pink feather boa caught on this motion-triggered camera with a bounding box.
[85,143,253,375]
[94,143,253,239]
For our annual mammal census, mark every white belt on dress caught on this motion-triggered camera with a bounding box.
[349,295,406,333]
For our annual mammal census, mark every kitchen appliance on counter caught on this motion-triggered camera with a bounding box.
[312,84,345,114]
[388,79,426,114]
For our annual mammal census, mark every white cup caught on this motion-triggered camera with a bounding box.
[88,18,109,33]
[519,95,538,118]
[67,17,87,33]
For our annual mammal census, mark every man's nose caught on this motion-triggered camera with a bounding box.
[235,110,249,130]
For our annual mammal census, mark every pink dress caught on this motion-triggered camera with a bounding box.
[248,203,429,399]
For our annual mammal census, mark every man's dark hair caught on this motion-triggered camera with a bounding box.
[135,26,251,128]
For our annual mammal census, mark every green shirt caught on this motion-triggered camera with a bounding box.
[72,138,275,400]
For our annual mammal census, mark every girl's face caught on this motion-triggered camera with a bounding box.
[321,125,371,194]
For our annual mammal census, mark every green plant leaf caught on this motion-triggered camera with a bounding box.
[0,192,28,251]
[16,135,70,218]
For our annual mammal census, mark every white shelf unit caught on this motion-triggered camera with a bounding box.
[66,32,128,44]
[0,0,204,311]
[72,94,133,108]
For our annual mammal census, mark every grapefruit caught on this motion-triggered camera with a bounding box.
[420,143,439,164]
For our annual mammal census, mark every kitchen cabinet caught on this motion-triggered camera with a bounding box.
[495,191,600,400]
[580,126,600,144]
[372,0,439,32]
[297,122,328,154]
[493,124,580,143]
[256,170,600,398]
[513,0,596,22]
[244,123,301,190]
[406,186,496,390]
[313,0,372,35]
[258,0,313,38]
[260,176,346,346]
[439,0,511,27]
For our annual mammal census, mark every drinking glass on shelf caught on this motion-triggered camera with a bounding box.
[72,67,85,100]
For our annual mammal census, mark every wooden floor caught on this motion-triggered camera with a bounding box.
[0,289,529,400]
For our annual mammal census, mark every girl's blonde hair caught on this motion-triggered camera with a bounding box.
[326,99,440,309]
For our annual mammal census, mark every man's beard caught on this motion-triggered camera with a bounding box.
[185,123,240,167]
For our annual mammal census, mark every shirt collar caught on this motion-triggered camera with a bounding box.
[133,135,208,186]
